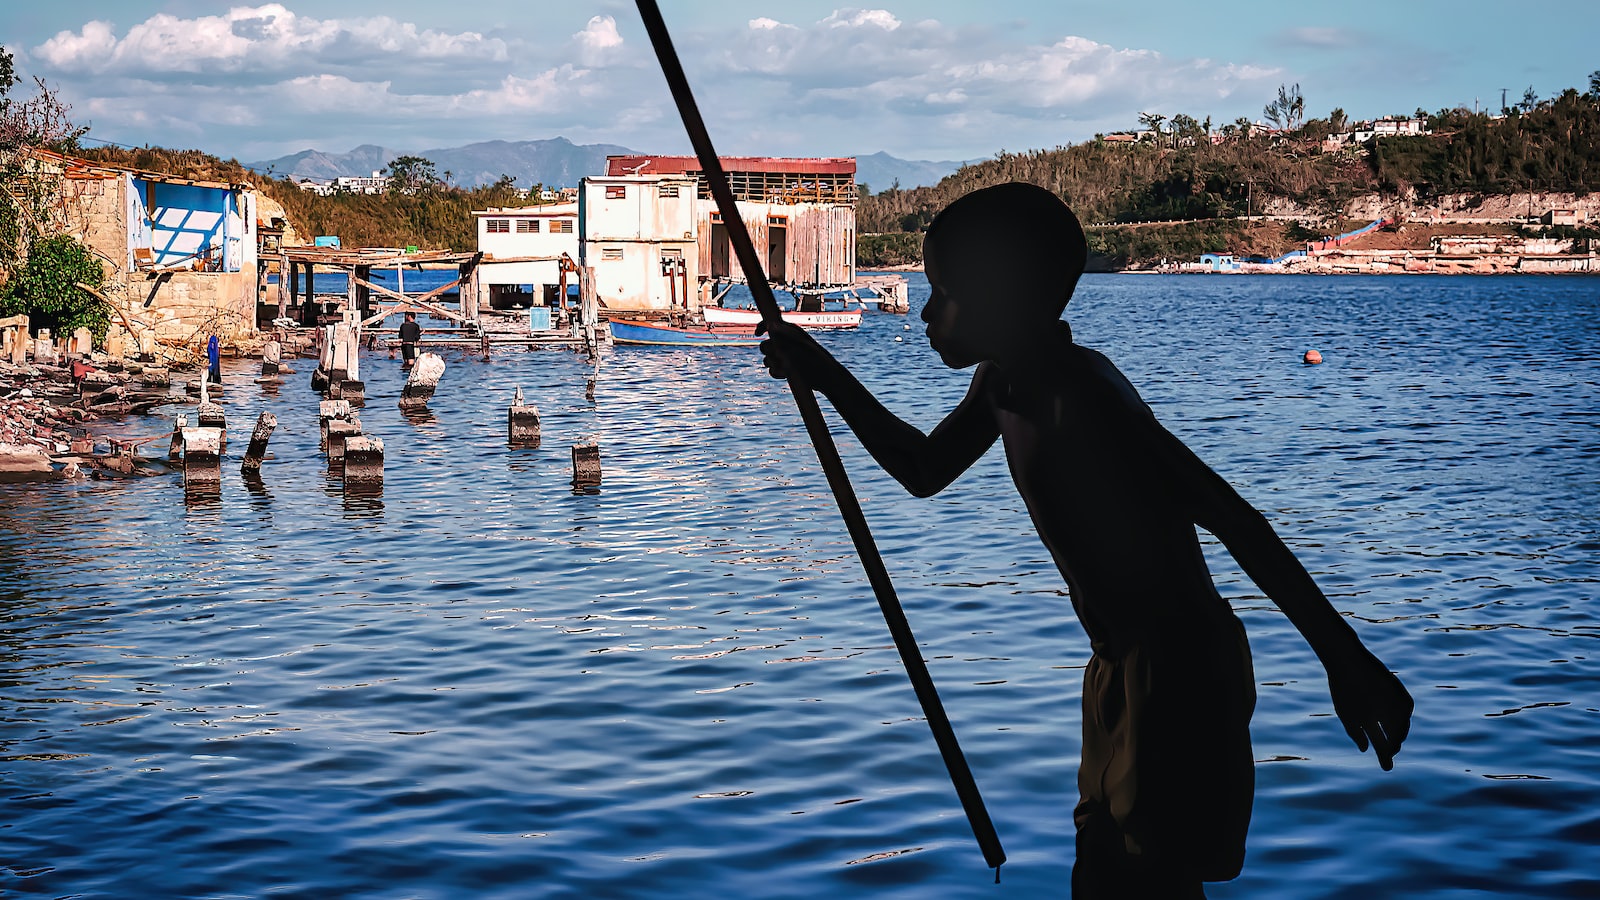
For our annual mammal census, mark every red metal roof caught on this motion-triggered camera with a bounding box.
[606,155,856,177]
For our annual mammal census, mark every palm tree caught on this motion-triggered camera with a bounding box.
[1138,111,1167,144]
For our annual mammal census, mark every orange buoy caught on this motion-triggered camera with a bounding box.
[1303,349,1323,365]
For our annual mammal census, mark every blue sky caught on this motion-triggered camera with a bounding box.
[1,1,1593,163]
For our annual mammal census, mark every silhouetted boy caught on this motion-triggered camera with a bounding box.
[759,182,1413,897]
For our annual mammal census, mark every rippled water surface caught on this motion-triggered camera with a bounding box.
[3,274,1598,898]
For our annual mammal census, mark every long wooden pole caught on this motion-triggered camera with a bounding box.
[635,1,1004,874]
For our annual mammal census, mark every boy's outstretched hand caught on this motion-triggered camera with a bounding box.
[757,318,846,393]
[1326,646,1414,771]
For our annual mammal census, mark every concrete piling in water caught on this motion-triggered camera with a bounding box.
[181,427,223,495]
[261,339,281,378]
[168,413,188,460]
[571,441,601,489]
[240,412,277,477]
[319,399,352,451]
[585,376,596,402]
[142,366,171,388]
[342,435,385,487]
[197,401,226,451]
[325,417,362,471]
[399,353,445,410]
[508,386,540,447]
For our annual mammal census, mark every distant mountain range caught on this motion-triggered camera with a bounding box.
[245,137,974,191]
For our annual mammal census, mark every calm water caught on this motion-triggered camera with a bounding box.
[3,274,1598,898]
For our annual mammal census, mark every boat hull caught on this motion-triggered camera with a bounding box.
[701,307,862,329]
[608,319,762,347]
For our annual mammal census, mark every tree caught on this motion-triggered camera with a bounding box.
[1519,85,1539,113]
[1330,107,1349,133]
[0,47,106,338]
[383,155,440,195]
[1170,113,1203,147]
[1264,83,1305,131]
[1138,111,1167,144]
[1587,70,1600,102]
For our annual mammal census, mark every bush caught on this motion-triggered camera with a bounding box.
[1,234,109,341]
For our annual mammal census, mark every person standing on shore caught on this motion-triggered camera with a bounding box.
[759,182,1413,896]
[206,334,221,384]
[399,312,421,369]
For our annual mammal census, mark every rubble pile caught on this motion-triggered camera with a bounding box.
[0,356,179,482]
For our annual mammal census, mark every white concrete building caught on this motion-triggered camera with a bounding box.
[577,175,700,312]
[472,203,579,308]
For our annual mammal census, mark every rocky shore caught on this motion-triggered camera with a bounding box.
[0,355,188,483]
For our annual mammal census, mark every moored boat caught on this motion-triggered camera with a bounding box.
[700,306,862,329]
[608,318,763,347]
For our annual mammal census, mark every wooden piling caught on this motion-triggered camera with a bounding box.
[181,427,223,494]
[342,435,384,486]
[168,413,188,460]
[398,353,445,409]
[240,412,277,476]
[508,386,540,447]
[571,441,601,488]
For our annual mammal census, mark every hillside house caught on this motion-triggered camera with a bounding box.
[27,149,259,343]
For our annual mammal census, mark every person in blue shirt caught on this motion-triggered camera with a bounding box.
[207,334,221,384]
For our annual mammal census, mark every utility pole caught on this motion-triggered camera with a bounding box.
[1500,87,1509,114]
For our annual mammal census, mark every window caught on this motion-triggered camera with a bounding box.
[516,219,539,233]
[658,185,679,198]
[551,220,574,234]
[605,185,627,199]
[601,247,623,261]
[768,215,787,226]
[487,219,509,233]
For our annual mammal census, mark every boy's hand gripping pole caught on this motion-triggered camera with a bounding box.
[635,1,1005,875]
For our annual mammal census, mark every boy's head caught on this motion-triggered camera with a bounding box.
[405,312,416,321]
[923,182,1087,319]
[919,184,1086,369]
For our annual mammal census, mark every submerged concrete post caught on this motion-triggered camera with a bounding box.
[399,352,445,410]
[508,386,540,447]
[319,398,352,451]
[168,413,188,460]
[585,375,596,402]
[342,435,384,486]
[262,339,281,377]
[197,401,226,451]
[240,412,277,476]
[182,426,222,494]
[571,441,601,489]
[142,366,171,388]
[325,417,362,470]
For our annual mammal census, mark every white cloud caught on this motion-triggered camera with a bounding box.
[33,5,506,76]
[28,5,1285,160]
[822,9,902,30]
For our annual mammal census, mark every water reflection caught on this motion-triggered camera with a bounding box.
[341,491,385,517]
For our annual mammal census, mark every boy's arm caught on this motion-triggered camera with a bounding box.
[1154,423,1414,769]
[759,320,999,497]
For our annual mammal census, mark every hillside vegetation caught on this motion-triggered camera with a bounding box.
[861,78,1600,268]
[73,75,1600,270]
